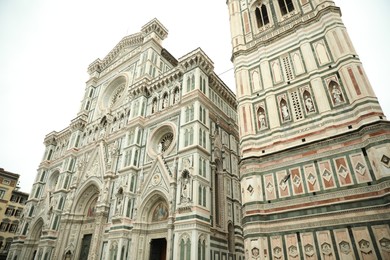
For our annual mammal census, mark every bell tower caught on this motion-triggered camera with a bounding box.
[227,0,390,259]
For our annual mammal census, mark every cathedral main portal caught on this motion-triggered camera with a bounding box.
[149,238,167,260]
[79,234,92,260]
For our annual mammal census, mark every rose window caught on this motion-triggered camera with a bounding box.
[159,133,173,152]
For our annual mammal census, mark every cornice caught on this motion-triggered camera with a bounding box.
[179,48,214,75]
[240,120,390,170]
[209,72,237,109]
[70,114,88,131]
[232,5,341,61]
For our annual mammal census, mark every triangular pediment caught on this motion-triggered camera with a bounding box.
[140,155,171,201]
[88,33,144,74]
[77,143,106,185]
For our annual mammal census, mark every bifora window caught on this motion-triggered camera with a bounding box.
[278,0,294,15]
[255,5,269,28]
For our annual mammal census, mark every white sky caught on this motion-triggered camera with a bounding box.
[0,0,389,193]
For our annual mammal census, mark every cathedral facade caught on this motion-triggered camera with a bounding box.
[8,19,243,260]
[227,0,390,259]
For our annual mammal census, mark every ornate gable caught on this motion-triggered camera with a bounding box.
[139,155,171,201]
[87,33,143,75]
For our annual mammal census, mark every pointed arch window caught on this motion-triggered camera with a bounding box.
[278,0,294,15]
[184,128,194,147]
[255,5,270,28]
[198,237,206,260]
[179,237,191,260]
[185,105,194,123]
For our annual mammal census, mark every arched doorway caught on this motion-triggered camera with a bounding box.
[68,185,99,260]
[27,218,43,260]
[138,193,170,260]
[149,238,167,260]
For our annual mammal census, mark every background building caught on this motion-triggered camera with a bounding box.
[227,0,390,259]
[0,168,28,260]
[8,19,243,260]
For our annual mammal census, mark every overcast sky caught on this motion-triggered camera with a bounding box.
[0,0,389,193]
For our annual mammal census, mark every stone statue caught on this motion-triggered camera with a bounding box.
[281,103,290,120]
[332,85,343,104]
[258,110,267,128]
[305,95,314,112]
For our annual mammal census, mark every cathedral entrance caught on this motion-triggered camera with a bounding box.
[79,234,92,260]
[149,238,167,260]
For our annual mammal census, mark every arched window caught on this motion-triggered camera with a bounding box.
[186,77,191,92]
[47,149,53,160]
[255,5,269,28]
[22,223,29,235]
[278,0,294,15]
[58,197,64,210]
[40,171,46,182]
[191,75,195,91]
[185,105,194,123]
[179,236,191,260]
[29,206,35,217]
[198,236,206,260]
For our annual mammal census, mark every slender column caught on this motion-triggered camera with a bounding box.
[88,207,109,260]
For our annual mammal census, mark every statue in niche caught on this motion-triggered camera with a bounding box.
[329,81,344,104]
[280,101,290,121]
[162,94,168,109]
[174,88,180,103]
[304,92,315,112]
[64,190,75,211]
[180,171,191,203]
[115,188,123,215]
[257,108,267,129]
[152,99,157,113]
[100,181,109,203]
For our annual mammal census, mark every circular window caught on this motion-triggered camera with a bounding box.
[159,132,173,152]
[147,123,176,158]
[99,75,127,111]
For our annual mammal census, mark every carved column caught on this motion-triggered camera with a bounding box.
[88,206,109,260]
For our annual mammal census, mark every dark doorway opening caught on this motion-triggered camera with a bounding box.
[149,238,167,260]
[79,234,92,260]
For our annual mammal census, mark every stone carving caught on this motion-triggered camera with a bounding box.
[288,245,298,258]
[321,242,333,256]
[358,239,372,255]
[304,244,315,257]
[257,106,267,129]
[304,94,315,112]
[162,93,168,109]
[174,88,180,103]
[251,247,259,259]
[64,190,75,212]
[180,170,191,203]
[328,80,345,105]
[152,98,157,113]
[339,241,352,258]
[273,246,282,259]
